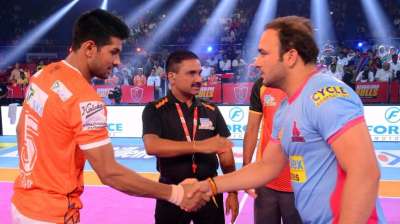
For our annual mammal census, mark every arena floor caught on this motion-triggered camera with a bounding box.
[0,137,399,223]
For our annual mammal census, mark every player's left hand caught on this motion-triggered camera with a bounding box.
[225,192,239,224]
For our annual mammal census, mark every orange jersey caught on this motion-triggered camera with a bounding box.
[249,78,292,192]
[12,60,110,223]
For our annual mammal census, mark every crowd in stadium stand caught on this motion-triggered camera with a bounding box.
[1,0,400,105]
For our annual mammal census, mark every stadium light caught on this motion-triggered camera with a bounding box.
[100,0,108,10]
[0,0,79,69]
[190,0,239,54]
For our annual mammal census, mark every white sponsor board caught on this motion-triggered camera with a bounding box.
[219,106,249,139]
[106,106,145,137]
[2,105,399,141]
[364,106,400,141]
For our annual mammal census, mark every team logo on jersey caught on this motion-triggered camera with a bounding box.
[263,94,277,106]
[290,155,308,183]
[291,121,305,142]
[80,101,107,131]
[18,112,39,189]
[199,118,215,130]
[311,86,349,106]
[25,83,48,117]
[51,80,72,102]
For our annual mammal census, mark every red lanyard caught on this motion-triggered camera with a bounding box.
[175,103,198,173]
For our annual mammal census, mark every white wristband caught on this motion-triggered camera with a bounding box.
[168,185,184,206]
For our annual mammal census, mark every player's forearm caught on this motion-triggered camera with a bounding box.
[242,131,258,166]
[339,168,380,224]
[144,136,195,157]
[219,150,236,174]
[213,159,284,193]
[101,163,172,201]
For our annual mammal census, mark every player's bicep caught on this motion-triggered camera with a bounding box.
[262,141,288,173]
[309,85,364,142]
[330,121,378,173]
[247,112,262,131]
[83,143,118,181]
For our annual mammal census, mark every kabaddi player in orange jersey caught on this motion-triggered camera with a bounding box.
[11,9,209,224]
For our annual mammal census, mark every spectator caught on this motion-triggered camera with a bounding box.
[390,54,400,79]
[356,66,374,82]
[219,55,232,73]
[375,62,392,82]
[134,68,147,87]
[326,63,343,81]
[147,68,161,99]
[201,63,212,80]
[8,63,21,84]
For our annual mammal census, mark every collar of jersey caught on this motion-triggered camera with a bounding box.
[288,68,320,104]
[167,91,201,108]
[62,60,83,76]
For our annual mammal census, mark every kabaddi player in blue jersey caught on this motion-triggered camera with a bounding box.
[190,16,386,223]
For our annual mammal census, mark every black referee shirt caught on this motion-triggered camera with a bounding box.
[142,91,230,184]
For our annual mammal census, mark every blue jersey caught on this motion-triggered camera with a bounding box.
[271,71,386,223]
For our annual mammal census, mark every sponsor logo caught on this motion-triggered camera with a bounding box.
[229,107,244,122]
[291,121,305,142]
[385,107,400,123]
[375,150,400,168]
[199,118,215,130]
[51,80,72,102]
[131,87,144,103]
[311,86,349,106]
[263,94,277,106]
[108,123,123,132]
[198,87,215,98]
[367,106,400,141]
[234,86,248,102]
[355,84,379,98]
[290,155,308,183]
[25,83,48,117]
[79,101,106,130]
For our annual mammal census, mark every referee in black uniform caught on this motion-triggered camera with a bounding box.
[142,50,239,224]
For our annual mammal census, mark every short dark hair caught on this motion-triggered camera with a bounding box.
[166,50,199,73]
[71,9,130,51]
[265,16,319,64]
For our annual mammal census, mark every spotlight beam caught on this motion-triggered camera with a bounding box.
[360,0,394,43]
[311,0,336,48]
[244,0,278,62]
[125,0,166,26]
[100,0,108,10]
[143,0,195,52]
[0,0,79,69]
[190,0,239,54]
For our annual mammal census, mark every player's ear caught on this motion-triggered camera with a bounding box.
[168,72,176,81]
